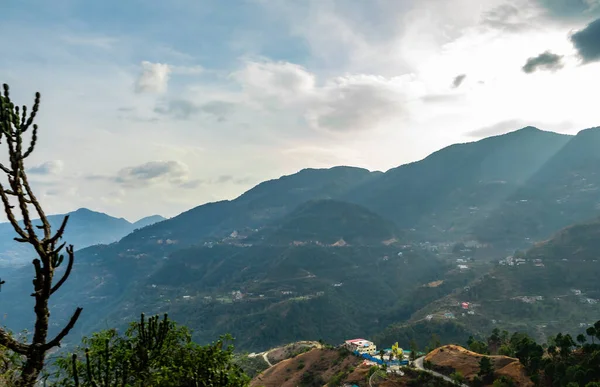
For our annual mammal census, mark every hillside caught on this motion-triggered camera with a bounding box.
[250,346,456,387]
[0,208,165,267]
[250,347,363,387]
[250,199,400,245]
[118,166,381,249]
[525,217,600,262]
[7,125,600,357]
[346,127,573,243]
[405,218,600,343]
[424,345,533,386]
[71,243,448,351]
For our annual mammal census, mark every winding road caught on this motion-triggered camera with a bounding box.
[262,351,273,367]
[413,356,469,387]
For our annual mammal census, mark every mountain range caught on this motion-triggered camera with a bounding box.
[2,125,600,353]
[0,209,166,267]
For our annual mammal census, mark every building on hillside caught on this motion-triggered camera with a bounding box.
[344,338,377,355]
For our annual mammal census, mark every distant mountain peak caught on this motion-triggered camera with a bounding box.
[71,207,95,214]
[133,215,166,229]
[519,125,541,131]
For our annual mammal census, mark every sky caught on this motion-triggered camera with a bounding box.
[1,0,600,222]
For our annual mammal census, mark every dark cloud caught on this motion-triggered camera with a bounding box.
[29,160,63,175]
[570,18,600,63]
[522,51,564,73]
[154,99,235,121]
[536,0,600,20]
[86,161,193,189]
[114,161,188,188]
[481,4,531,32]
[452,74,466,88]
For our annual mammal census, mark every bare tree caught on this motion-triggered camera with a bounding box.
[0,83,82,386]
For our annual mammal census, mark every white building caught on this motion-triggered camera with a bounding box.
[344,338,377,355]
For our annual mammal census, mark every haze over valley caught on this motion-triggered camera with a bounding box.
[2,1,600,386]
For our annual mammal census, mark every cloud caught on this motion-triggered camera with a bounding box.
[522,51,564,73]
[154,99,235,121]
[178,179,204,189]
[231,60,316,103]
[481,3,533,32]
[134,61,171,94]
[232,60,414,132]
[452,74,467,88]
[570,17,600,63]
[88,161,193,188]
[535,0,600,20]
[212,175,254,185]
[29,160,64,175]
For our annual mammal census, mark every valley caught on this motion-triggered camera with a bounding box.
[3,126,600,385]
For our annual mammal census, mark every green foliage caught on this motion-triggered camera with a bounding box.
[375,320,474,353]
[467,336,489,355]
[51,313,250,386]
[492,376,516,387]
[478,356,494,384]
[449,371,464,386]
[0,332,22,385]
[327,370,349,387]
[233,354,268,379]
[482,322,600,386]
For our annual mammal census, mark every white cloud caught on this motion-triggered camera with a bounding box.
[3,0,600,222]
[230,59,419,132]
[134,61,171,94]
[29,160,64,175]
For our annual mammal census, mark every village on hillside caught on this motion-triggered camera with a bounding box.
[342,338,425,370]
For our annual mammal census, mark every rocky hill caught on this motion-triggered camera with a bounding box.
[425,345,532,386]
[250,347,364,387]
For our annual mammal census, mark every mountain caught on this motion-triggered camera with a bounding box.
[117,166,381,250]
[133,215,167,229]
[7,125,600,355]
[0,198,447,351]
[525,217,600,262]
[402,218,600,344]
[345,126,575,244]
[249,199,400,245]
[0,208,164,267]
[472,127,600,243]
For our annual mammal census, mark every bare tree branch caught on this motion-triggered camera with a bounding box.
[50,245,74,295]
[0,329,29,355]
[0,183,28,240]
[0,84,82,386]
[42,307,83,351]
